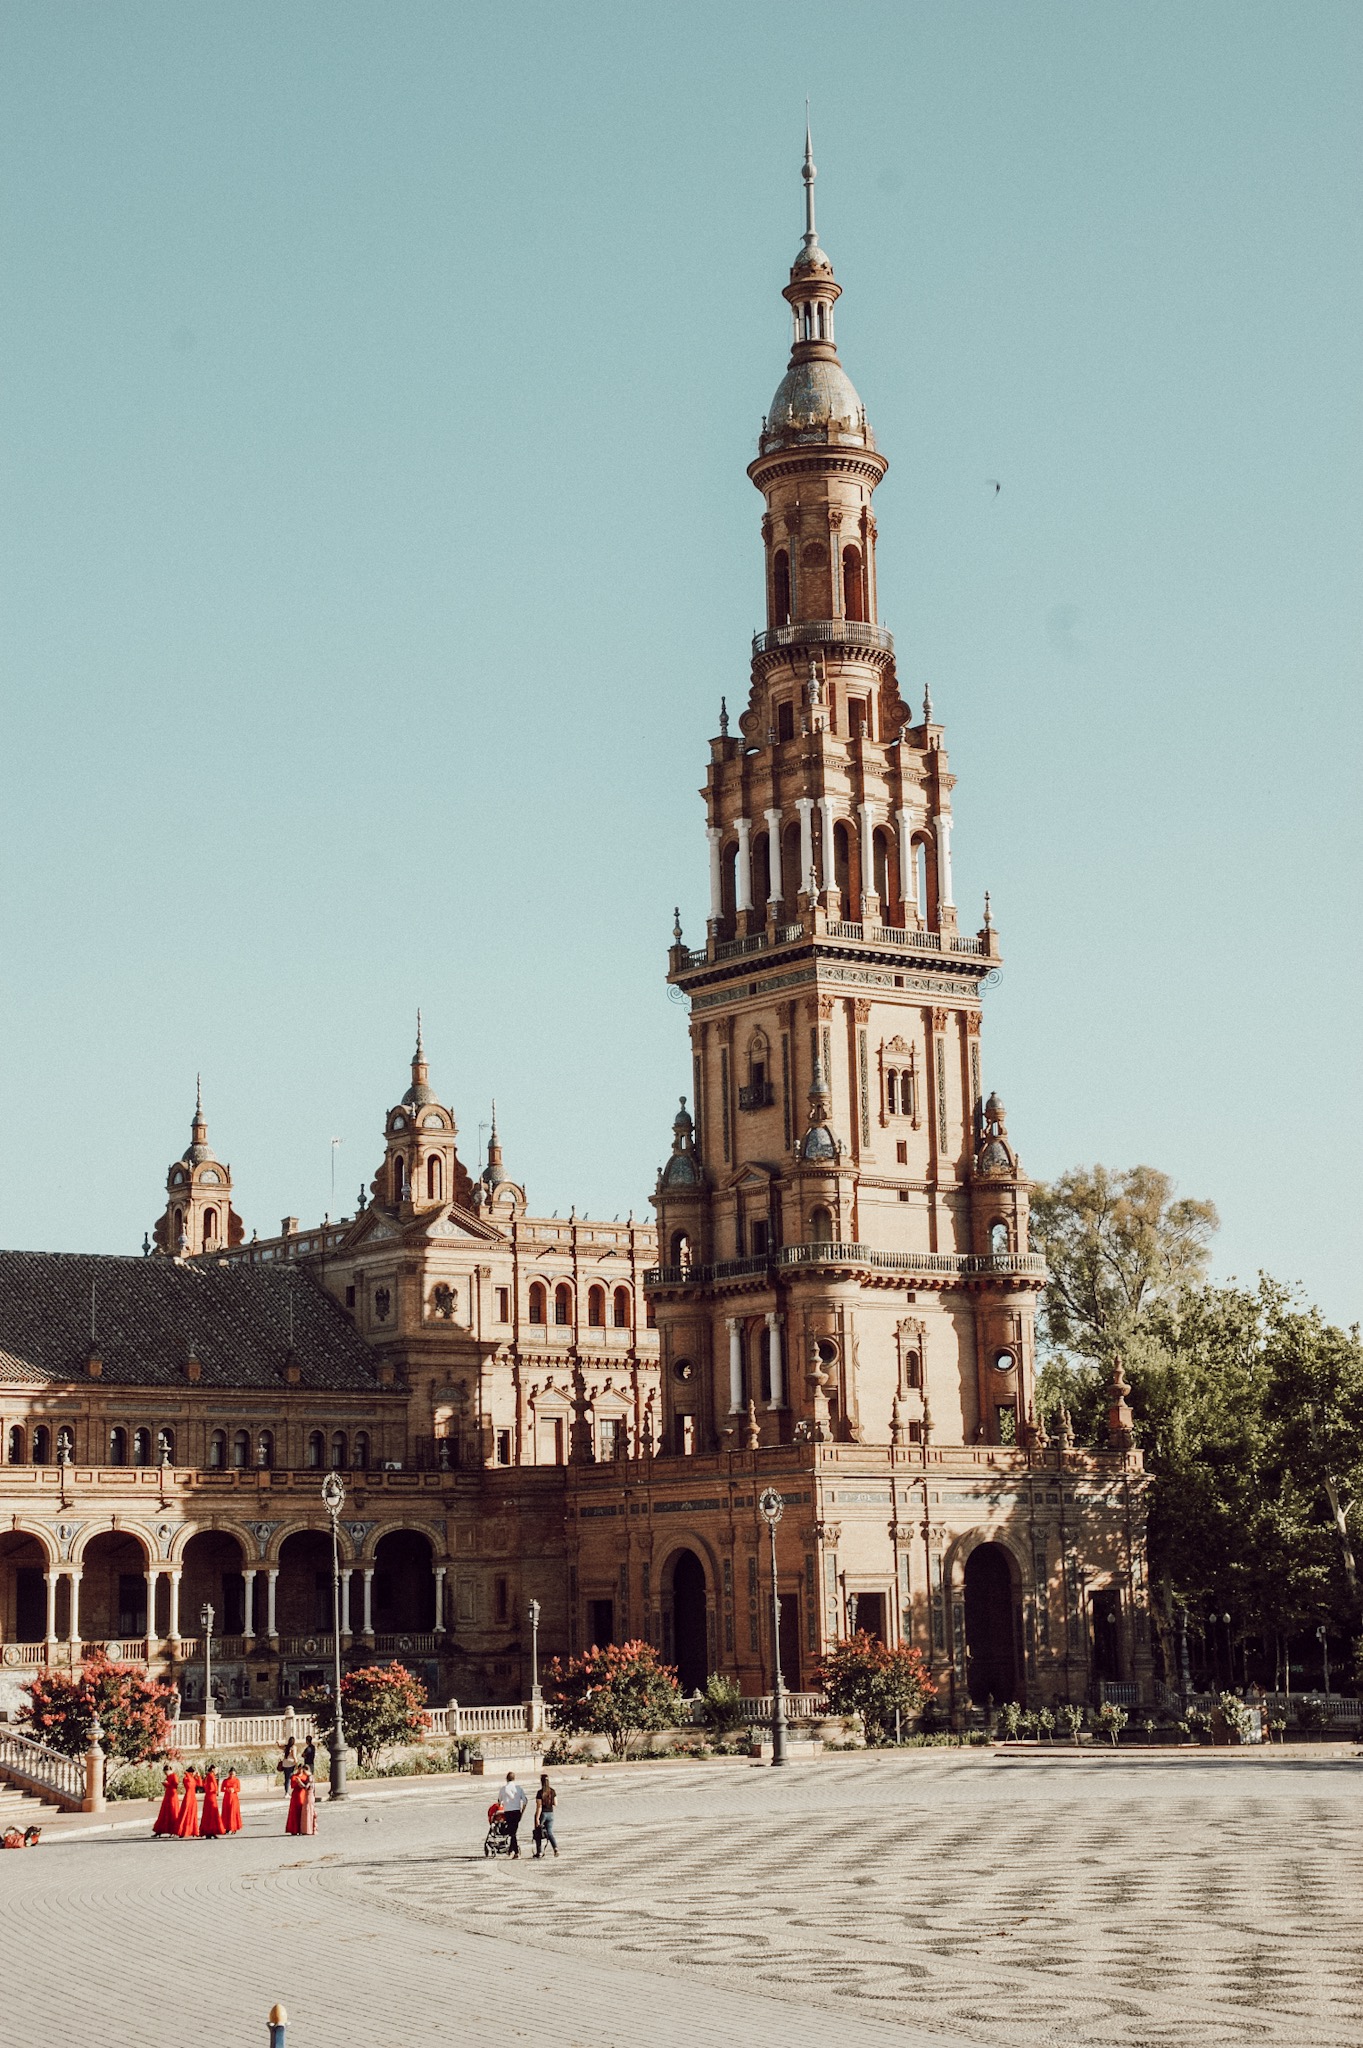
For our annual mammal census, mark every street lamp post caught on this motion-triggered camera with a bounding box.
[1316,1623,1331,1696]
[758,1487,788,1767]
[200,1602,215,1748]
[528,1598,542,1733]
[321,1471,348,1800]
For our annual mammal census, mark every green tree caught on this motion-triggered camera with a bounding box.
[698,1674,746,1737]
[817,1633,936,1744]
[301,1661,427,1769]
[21,1652,175,1764]
[543,1640,682,1758]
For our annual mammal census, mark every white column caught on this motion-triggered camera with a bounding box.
[362,1567,375,1636]
[934,814,955,909]
[44,1568,58,1641]
[340,1569,352,1636]
[707,826,723,921]
[858,801,876,914]
[434,1565,447,1634]
[764,808,782,907]
[167,1569,181,1641]
[796,799,814,898]
[67,1566,81,1644]
[766,1313,785,1408]
[897,808,915,916]
[266,1567,278,1639]
[145,1566,160,1642]
[734,818,752,913]
[818,797,837,898]
[242,1567,257,1641]
[727,1319,744,1413]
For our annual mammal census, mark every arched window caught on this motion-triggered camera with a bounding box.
[833,819,853,903]
[669,1231,692,1271]
[231,1430,249,1469]
[528,1282,547,1325]
[886,1071,898,1116]
[989,1221,1011,1257]
[426,1155,442,1201]
[108,1427,127,1466]
[873,827,892,908]
[6,1425,24,1465]
[55,1426,75,1462]
[391,1156,406,1202]
[782,820,802,908]
[132,1427,152,1467]
[752,830,771,910]
[156,1428,175,1465]
[172,1207,184,1248]
[208,1430,226,1469]
[772,549,791,626]
[843,546,866,621]
[759,1325,773,1404]
[587,1285,606,1328]
[915,839,930,924]
[810,1205,834,1245]
[612,1286,630,1329]
[256,1431,274,1470]
[306,1431,324,1469]
[352,1432,369,1471]
[720,841,738,931]
[31,1425,50,1465]
[553,1283,572,1327]
[202,1207,218,1243]
[330,1432,347,1470]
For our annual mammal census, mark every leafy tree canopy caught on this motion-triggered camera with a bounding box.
[543,1639,682,1757]
[818,1633,936,1744]
[301,1661,427,1768]
[21,1652,175,1764]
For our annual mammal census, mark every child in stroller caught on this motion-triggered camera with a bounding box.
[483,1803,515,1858]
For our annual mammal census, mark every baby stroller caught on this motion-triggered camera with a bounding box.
[483,1803,514,1858]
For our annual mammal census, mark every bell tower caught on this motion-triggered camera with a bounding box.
[651,133,1043,1458]
[372,1015,476,1213]
[155,1079,244,1257]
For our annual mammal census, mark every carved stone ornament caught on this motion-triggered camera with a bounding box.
[817,994,836,1020]
[885,1035,911,1055]
[853,999,872,1022]
[815,1522,842,1546]
[965,1013,982,1037]
[931,1008,951,1032]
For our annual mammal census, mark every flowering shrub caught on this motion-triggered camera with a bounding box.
[20,1653,175,1765]
[1058,1703,1085,1740]
[817,1633,937,1745]
[543,1640,682,1758]
[301,1661,427,1768]
[699,1674,745,1736]
[1095,1700,1128,1746]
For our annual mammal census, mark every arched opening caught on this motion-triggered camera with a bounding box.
[277,1528,335,1637]
[873,827,893,912]
[108,1427,127,1467]
[352,1432,369,1471]
[528,1282,546,1324]
[772,549,791,626]
[132,1428,151,1467]
[208,1430,226,1469]
[833,819,854,904]
[31,1426,51,1465]
[426,1155,442,1201]
[776,698,795,743]
[373,1529,436,1634]
[843,546,866,621]
[720,841,738,933]
[669,1549,709,1694]
[80,1528,151,1643]
[669,1231,692,1271]
[391,1155,406,1202]
[752,830,771,910]
[6,1425,25,1465]
[781,820,802,909]
[172,1207,184,1246]
[553,1283,572,1327]
[989,1221,1010,1257]
[329,1432,347,1470]
[202,1207,218,1244]
[963,1543,1021,1706]
[181,1528,247,1641]
[306,1431,324,1469]
[231,1430,249,1469]
[914,839,931,925]
[587,1285,606,1328]
[810,1205,834,1245]
[0,1532,49,1643]
[257,1431,274,1469]
[612,1286,630,1329]
[758,1325,773,1403]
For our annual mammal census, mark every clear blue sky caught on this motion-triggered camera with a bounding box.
[2,3,1359,1324]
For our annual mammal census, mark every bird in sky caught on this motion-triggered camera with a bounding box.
[985,479,1001,495]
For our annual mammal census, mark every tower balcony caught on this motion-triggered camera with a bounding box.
[646,1245,1046,1291]
[752,619,895,660]
[670,916,991,977]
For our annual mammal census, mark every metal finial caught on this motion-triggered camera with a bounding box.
[802,102,817,248]
[719,696,730,737]
[415,1007,424,1055]
[923,682,934,725]
[195,1072,203,1118]
[983,890,993,929]
[672,905,683,943]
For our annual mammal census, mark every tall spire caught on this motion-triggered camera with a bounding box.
[801,103,818,256]
[410,1010,429,1095]
[483,1100,508,1188]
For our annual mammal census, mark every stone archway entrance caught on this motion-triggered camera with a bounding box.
[669,1549,708,1695]
[963,1543,1020,1705]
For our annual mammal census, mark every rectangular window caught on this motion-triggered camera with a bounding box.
[675,1415,695,1456]
[750,1218,769,1258]
[495,1429,511,1466]
[996,1405,1017,1447]
[849,699,866,739]
[344,1285,356,1309]
[588,1598,615,1647]
[495,1287,510,1323]
[777,701,795,742]
[896,1140,908,1164]
[599,1417,622,1459]
[898,1188,911,1203]
[495,1575,508,1623]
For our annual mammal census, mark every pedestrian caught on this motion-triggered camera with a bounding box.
[175,1765,201,1839]
[302,1735,317,1775]
[220,1767,243,1835]
[280,1735,297,1795]
[533,1774,559,1858]
[497,1770,529,1858]
[152,1767,181,1838]
[285,1764,317,1836]
[201,1768,225,1839]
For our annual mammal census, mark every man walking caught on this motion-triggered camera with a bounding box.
[533,1774,559,1859]
[497,1770,529,1858]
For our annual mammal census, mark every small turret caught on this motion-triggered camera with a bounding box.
[153,1080,245,1257]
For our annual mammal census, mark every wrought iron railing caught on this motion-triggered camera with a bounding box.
[752,620,895,657]
[647,1245,1046,1287]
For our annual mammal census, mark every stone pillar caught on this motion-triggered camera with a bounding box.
[764,807,782,909]
[727,1319,744,1414]
[934,813,954,909]
[362,1566,375,1638]
[43,1567,58,1643]
[145,1565,159,1644]
[734,818,752,914]
[796,799,814,899]
[707,826,723,923]
[897,808,916,920]
[167,1569,182,1642]
[242,1568,257,1642]
[67,1566,82,1647]
[266,1567,279,1640]
[339,1569,352,1637]
[818,797,837,901]
[766,1313,785,1408]
[858,801,876,917]
[434,1566,447,1635]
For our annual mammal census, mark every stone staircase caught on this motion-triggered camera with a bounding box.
[0,1779,55,1830]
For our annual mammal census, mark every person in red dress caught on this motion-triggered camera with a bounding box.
[284,1764,316,1835]
[152,1769,181,1838]
[220,1769,243,1835]
[175,1766,201,1838]
[200,1768,225,1839]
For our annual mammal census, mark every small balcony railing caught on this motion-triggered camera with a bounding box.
[646,1245,1046,1289]
[737,1081,775,1111]
[752,620,895,657]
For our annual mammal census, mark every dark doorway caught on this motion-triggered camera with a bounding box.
[374,1530,436,1633]
[963,1544,1020,1704]
[778,1591,801,1690]
[588,1598,615,1648]
[1091,1589,1122,1682]
[671,1550,708,1694]
[850,1591,886,1644]
[16,1566,45,1640]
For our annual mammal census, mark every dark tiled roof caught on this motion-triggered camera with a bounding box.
[0,1251,384,1391]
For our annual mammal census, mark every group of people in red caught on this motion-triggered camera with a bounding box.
[152,1765,243,1839]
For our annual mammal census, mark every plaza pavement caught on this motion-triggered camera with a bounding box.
[1,1747,1360,2048]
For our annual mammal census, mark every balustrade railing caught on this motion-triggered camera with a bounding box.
[677,920,985,974]
[0,1727,85,1805]
[752,620,895,656]
[647,1245,1045,1288]
[374,1632,438,1655]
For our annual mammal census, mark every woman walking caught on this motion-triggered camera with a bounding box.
[284,1763,316,1836]
[152,1768,181,1838]
[175,1766,201,1839]
[220,1767,243,1835]
[280,1736,298,1797]
[201,1768,225,1839]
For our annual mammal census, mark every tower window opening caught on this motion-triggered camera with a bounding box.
[873,826,892,906]
[833,819,854,903]
[426,1155,442,1201]
[108,1427,127,1466]
[759,1324,773,1402]
[132,1427,151,1466]
[843,546,866,622]
[810,1205,834,1246]
[391,1156,406,1202]
[720,841,738,932]
[588,1285,606,1328]
[330,1432,347,1470]
[669,1231,692,1271]
[257,1431,274,1469]
[172,1206,184,1246]
[6,1425,25,1465]
[772,550,791,627]
[848,700,866,740]
[752,831,771,909]
[612,1285,630,1328]
[528,1282,546,1324]
[776,699,794,742]
[202,1207,218,1243]
[31,1425,50,1465]
[915,840,930,924]
[231,1430,249,1469]
[990,1222,1011,1257]
[208,1429,226,1469]
[554,1282,572,1327]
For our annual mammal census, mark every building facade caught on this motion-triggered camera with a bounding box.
[0,143,1150,1724]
